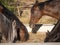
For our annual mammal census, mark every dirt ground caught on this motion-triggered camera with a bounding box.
[16,32,46,43]
[1,32,46,43]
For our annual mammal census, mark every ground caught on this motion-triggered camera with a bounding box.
[1,32,46,43]
[16,32,46,43]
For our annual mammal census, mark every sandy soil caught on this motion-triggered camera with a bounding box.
[16,32,46,43]
[1,32,46,43]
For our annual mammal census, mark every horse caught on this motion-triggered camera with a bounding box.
[29,0,60,42]
[0,13,14,42]
[0,2,29,43]
[16,25,29,42]
[29,0,60,33]
[29,0,60,28]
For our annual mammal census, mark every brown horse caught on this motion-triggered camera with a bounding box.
[12,20,29,42]
[29,0,60,28]
[16,25,29,42]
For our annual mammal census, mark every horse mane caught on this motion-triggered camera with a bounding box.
[17,26,29,41]
[37,0,53,10]
[0,2,29,42]
[0,2,24,27]
[0,2,18,21]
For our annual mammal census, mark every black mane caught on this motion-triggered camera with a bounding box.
[0,2,24,27]
[0,2,29,42]
[38,0,53,10]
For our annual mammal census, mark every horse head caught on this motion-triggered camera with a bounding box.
[29,0,44,28]
[29,0,54,28]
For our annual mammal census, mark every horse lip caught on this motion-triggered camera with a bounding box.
[29,23,35,28]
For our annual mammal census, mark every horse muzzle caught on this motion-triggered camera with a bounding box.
[29,23,35,28]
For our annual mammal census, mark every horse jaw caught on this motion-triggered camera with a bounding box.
[29,23,35,28]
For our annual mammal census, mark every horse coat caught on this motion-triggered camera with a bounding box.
[0,13,15,42]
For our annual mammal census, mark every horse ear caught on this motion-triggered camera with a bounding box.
[35,0,39,4]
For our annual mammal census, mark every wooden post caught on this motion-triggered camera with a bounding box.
[45,20,60,42]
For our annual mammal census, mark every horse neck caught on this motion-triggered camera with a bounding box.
[43,3,60,20]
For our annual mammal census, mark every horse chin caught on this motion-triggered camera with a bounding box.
[29,24,35,28]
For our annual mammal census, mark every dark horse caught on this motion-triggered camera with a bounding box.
[29,0,60,33]
[29,0,60,28]
[0,13,13,42]
[0,2,29,43]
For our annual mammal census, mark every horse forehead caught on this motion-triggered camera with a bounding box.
[31,7,40,14]
[33,6,39,10]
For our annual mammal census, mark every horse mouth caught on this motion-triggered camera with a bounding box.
[29,23,35,28]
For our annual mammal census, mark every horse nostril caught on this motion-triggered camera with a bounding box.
[29,21,35,28]
[29,24,31,28]
[29,22,32,28]
[29,24,35,28]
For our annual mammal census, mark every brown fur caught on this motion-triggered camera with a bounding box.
[16,25,29,42]
[29,0,60,28]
